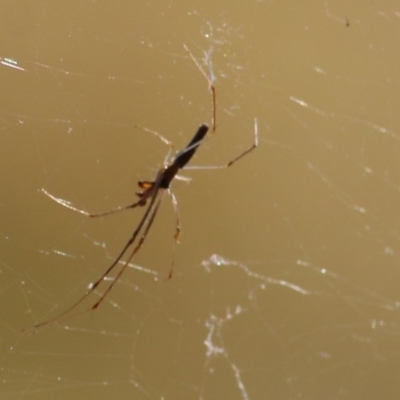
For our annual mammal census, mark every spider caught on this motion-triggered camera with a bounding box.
[33,45,258,329]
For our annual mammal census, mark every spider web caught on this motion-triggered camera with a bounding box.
[1,1,400,399]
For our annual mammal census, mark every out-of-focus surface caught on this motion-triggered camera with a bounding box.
[2,2,400,399]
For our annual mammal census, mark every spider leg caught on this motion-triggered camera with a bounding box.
[134,125,174,166]
[164,189,181,280]
[184,118,258,170]
[183,44,216,133]
[41,125,174,219]
[89,192,160,294]
[32,174,164,329]
[227,118,259,167]
[91,191,165,310]
[41,188,144,218]
[134,125,173,148]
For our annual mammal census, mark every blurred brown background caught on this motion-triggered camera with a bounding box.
[1,1,400,399]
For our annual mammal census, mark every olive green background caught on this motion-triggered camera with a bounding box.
[1,2,400,399]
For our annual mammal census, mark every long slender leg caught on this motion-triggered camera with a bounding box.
[227,119,259,166]
[134,125,173,148]
[91,192,165,310]
[88,189,161,294]
[164,189,181,279]
[134,125,174,166]
[32,176,164,329]
[41,126,173,219]
[184,118,259,170]
[183,44,216,133]
[41,188,144,218]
